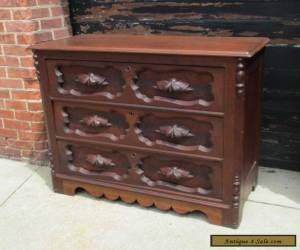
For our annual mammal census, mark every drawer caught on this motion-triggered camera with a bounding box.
[47,60,225,112]
[57,141,223,199]
[130,63,224,112]
[54,102,223,158]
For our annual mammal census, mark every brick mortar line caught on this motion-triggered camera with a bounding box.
[0,97,42,100]
[0,5,67,10]
[0,26,70,36]
[0,15,70,22]
[4,66,36,70]
[1,44,35,47]
[0,76,37,79]
[4,100,43,103]
[0,29,69,38]
[0,88,40,92]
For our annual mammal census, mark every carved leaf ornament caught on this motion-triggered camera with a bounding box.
[155,78,193,92]
[159,166,194,179]
[86,154,115,167]
[80,115,112,127]
[156,124,194,139]
[75,73,109,86]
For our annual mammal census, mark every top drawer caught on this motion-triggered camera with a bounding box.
[47,60,225,112]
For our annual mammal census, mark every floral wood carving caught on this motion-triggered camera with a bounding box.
[135,115,213,152]
[54,65,125,99]
[132,69,214,107]
[60,107,128,141]
[80,115,112,128]
[154,78,193,92]
[136,158,213,195]
[159,166,194,179]
[75,73,109,86]
[65,145,129,181]
[155,124,194,139]
[86,154,115,167]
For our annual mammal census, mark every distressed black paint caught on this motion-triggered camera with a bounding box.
[69,0,300,44]
[68,0,300,171]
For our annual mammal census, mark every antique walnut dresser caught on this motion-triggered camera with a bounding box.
[32,34,269,228]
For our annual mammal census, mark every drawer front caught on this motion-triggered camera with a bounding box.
[48,61,126,99]
[130,64,224,112]
[57,141,222,199]
[54,102,223,158]
[47,60,224,112]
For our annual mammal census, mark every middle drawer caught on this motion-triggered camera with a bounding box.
[54,102,223,158]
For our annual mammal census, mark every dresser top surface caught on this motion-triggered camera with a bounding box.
[31,34,269,58]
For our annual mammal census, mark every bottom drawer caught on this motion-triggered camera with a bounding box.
[56,141,223,199]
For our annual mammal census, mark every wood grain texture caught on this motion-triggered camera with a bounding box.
[47,59,226,113]
[59,177,224,226]
[31,34,268,57]
[57,140,223,199]
[33,34,266,228]
[54,101,224,158]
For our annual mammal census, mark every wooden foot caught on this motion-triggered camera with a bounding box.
[51,173,65,194]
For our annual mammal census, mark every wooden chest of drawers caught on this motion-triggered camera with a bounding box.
[32,34,269,228]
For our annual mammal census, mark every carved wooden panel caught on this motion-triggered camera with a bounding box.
[55,104,129,141]
[134,155,222,198]
[57,141,222,199]
[130,64,224,111]
[133,69,213,104]
[135,114,216,154]
[47,61,126,100]
[61,144,130,181]
[54,102,223,157]
[47,60,224,112]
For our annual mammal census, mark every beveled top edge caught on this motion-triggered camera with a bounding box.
[31,34,270,58]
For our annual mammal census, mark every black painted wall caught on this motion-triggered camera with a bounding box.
[68,0,300,171]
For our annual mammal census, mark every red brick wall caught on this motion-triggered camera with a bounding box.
[0,0,72,164]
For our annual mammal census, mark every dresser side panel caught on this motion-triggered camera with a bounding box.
[241,52,265,200]
[34,50,64,192]
[221,58,247,227]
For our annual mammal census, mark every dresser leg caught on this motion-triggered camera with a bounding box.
[52,173,76,196]
[206,210,223,226]
[220,209,241,229]
[52,174,64,194]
